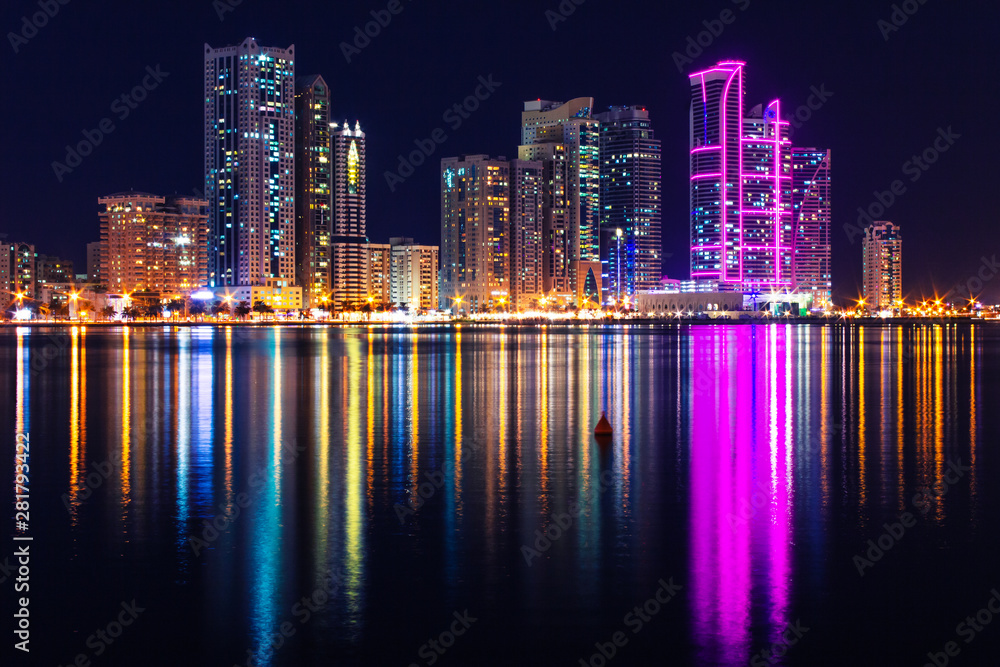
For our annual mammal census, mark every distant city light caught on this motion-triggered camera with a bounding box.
[191,290,215,300]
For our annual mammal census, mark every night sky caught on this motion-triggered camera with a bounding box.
[2,0,996,303]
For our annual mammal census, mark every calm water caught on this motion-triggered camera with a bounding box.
[2,324,1000,666]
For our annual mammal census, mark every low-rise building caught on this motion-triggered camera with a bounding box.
[390,238,439,311]
[636,291,745,318]
[212,280,303,312]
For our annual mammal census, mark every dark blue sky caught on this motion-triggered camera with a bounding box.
[2,0,996,302]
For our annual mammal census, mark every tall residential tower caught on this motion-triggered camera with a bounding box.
[792,148,832,307]
[331,120,368,311]
[519,98,601,305]
[204,38,296,288]
[294,74,332,305]
[440,155,510,313]
[595,105,662,302]
[863,221,902,314]
[689,61,794,292]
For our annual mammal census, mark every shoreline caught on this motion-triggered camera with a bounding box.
[0,317,991,329]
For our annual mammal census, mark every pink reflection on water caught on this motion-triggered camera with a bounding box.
[689,325,793,665]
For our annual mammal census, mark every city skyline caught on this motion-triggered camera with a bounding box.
[2,2,995,303]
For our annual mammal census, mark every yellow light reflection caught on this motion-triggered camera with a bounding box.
[410,334,419,499]
[224,328,234,513]
[345,337,365,616]
[121,327,132,510]
[15,328,26,434]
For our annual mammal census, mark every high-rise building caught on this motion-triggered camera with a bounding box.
[0,242,36,311]
[36,254,76,287]
[792,148,832,308]
[863,221,902,314]
[689,61,796,292]
[331,120,368,311]
[294,75,332,306]
[389,238,439,311]
[595,105,662,303]
[86,242,101,282]
[519,98,602,305]
[440,155,510,313]
[204,38,296,288]
[98,192,210,295]
[509,159,544,310]
[366,242,391,308]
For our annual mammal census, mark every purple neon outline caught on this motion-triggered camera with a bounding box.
[721,65,741,283]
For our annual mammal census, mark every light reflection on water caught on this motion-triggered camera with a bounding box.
[3,323,991,666]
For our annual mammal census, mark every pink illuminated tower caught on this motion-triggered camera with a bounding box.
[689,61,794,292]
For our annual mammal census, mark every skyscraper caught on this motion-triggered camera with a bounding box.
[519,98,601,305]
[689,61,794,292]
[509,159,544,310]
[792,148,832,308]
[98,193,209,295]
[595,105,662,303]
[440,155,510,313]
[331,120,368,311]
[863,221,902,314]
[294,75,332,306]
[204,38,296,288]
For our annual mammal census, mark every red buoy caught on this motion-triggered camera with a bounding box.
[594,411,613,436]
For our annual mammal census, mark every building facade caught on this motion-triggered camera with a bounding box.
[86,242,101,282]
[204,38,296,288]
[689,61,794,292]
[0,242,36,311]
[294,75,332,306]
[440,155,511,313]
[36,254,76,287]
[509,159,544,310]
[331,121,368,311]
[863,221,902,314]
[98,192,210,295]
[212,281,303,312]
[595,105,662,303]
[366,242,392,309]
[792,148,832,308]
[519,98,602,305]
[389,238,439,311]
